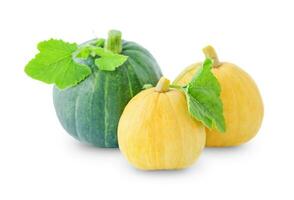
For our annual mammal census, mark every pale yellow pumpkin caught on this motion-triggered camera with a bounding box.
[118,77,206,170]
[174,46,264,147]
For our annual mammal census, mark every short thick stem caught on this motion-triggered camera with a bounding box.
[105,30,122,54]
[203,45,221,67]
[155,77,170,92]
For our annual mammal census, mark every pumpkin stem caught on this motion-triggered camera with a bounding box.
[155,77,170,93]
[203,45,221,67]
[105,30,122,54]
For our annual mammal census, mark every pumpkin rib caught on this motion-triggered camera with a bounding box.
[125,61,142,94]
[119,90,155,166]
[231,69,246,144]
[122,42,154,58]
[90,72,103,146]
[126,91,152,161]
[103,69,131,147]
[88,74,96,144]
[207,66,240,146]
[53,87,81,140]
[165,91,185,164]
[75,77,94,144]
[124,49,160,69]
[123,46,150,56]
[125,58,146,86]
[134,91,154,167]
[95,73,107,146]
[231,67,248,137]
[125,66,134,98]
[145,92,159,168]
[103,75,110,147]
[152,93,163,168]
[233,66,263,141]
[123,50,161,82]
[74,91,82,140]
[222,66,240,136]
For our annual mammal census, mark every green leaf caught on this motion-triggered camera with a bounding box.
[94,38,105,47]
[142,84,153,89]
[185,58,226,132]
[75,45,128,71]
[75,39,105,59]
[25,39,91,89]
[89,46,128,71]
[76,46,91,59]
[89,46,111,57]
[94,53,128,71]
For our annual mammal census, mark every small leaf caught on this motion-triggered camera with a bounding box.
[142,84,153,89]
[75,39,105,59]
[24,39,91,89]
[87,46,127,71]
[90,46,110,57]
[185,58,226,132]
[95,53,128,71]
[75,45,128,71]
[94,38,105,47]
[76,46,91,59]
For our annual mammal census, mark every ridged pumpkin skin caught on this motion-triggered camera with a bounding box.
[174,60,264,147]
[53,41,162,148]
[118,86,206,170]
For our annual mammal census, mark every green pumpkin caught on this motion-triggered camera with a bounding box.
[53,33,162,147]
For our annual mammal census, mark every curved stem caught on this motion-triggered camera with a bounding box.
[170,84,186,93]
[202,45,221,67]
[155,77,170,92]
[105,30,122,54]
[169,84,182,89]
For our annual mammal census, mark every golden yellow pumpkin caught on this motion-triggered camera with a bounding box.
[118,77,206,170]
[174,46,264,147]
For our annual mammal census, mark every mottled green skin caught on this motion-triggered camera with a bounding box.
[53,41,162,147]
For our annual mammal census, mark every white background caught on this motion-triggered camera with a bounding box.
[0,0,293,199]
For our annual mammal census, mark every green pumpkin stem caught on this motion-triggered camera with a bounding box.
[105,30,123,54]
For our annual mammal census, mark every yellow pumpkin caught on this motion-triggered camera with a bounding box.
[174,46,264,147]
[118,77,206,170]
